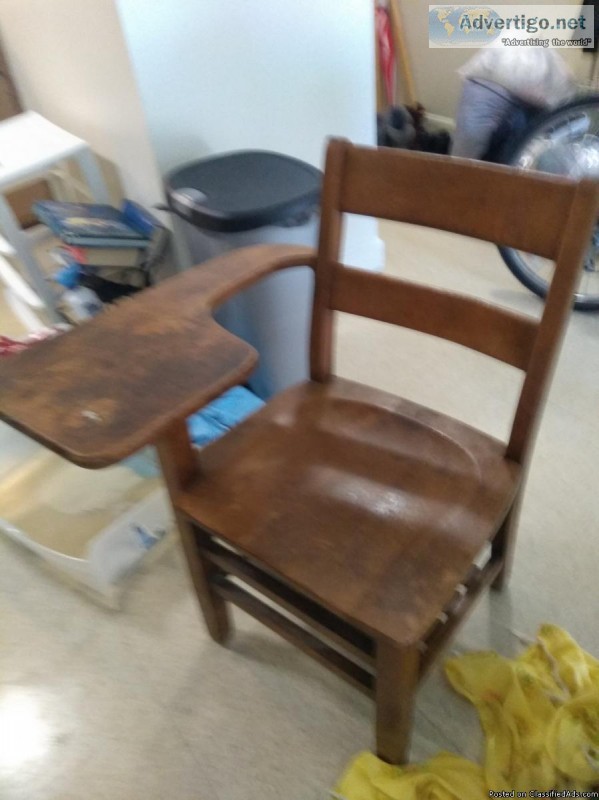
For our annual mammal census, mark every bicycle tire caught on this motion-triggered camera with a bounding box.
[498,94,599,312]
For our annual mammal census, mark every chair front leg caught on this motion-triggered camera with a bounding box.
[156,421,231,644]
[179,520,231,644]
[375,640,420,764]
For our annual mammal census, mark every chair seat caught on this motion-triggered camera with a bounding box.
[176,378,521,646]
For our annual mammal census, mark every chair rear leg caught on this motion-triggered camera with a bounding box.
[491,491,523,591]
[375,641,420,764]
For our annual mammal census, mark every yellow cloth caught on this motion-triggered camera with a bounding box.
[334,751,487,800]
[333,625,599,799]
[446,624,599,791]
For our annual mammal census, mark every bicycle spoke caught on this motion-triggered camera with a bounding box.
[502,97,599,309]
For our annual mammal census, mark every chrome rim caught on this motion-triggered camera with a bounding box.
[511,103,599,305]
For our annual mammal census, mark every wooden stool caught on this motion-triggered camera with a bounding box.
[0,111,110,321]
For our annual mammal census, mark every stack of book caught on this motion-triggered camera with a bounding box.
[33,199,168,312]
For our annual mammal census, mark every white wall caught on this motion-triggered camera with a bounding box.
[115,0,382,268]
[0,0,381,267]
[116,0,376,171]
[0,0,163,206]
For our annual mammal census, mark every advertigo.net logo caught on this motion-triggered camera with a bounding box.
[429,5,595,48]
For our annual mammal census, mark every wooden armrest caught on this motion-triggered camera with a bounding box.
[0,244,316,468]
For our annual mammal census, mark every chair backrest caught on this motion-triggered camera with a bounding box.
[311,139,599,466]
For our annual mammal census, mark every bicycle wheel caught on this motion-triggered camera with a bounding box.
[499,95,599,311]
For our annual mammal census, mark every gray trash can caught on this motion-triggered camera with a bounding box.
[166,151,322,400]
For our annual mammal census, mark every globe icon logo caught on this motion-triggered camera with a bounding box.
[429,6,503,46]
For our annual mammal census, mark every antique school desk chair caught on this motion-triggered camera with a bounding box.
[1,141,596,763]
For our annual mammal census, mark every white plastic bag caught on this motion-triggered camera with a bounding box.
[459,49,576,108]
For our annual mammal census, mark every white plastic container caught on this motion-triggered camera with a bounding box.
[0,422,173,607]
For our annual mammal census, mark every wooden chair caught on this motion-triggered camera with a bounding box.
[1,141,597,764]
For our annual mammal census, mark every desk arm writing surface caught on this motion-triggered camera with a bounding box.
[0,244,316,468]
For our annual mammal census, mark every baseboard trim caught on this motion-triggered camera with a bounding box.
[425,112,456,132]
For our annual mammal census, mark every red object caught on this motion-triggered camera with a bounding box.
[0,336,28,358]
[65,245,88,264]
[376,4,396,106]
[0,329,66,359]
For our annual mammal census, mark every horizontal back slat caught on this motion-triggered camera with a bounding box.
[331,264,538,370]
[339,146,577,259]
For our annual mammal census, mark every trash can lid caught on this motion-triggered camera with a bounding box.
[165,150,322,233]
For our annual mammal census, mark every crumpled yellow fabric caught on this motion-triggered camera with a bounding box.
[446,624,599,791]
[333,625,599,800]
[333,751,487,800]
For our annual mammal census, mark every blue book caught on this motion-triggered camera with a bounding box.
[33,200,161,249]
[121,200,161,239]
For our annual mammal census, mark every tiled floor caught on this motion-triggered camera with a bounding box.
[1,222,598,799]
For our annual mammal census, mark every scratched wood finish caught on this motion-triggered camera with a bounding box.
[0,244,315,467]
[1,141,597,765]
[176,378,521,646]
[339,143,580,258]
[331,263,538,370]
